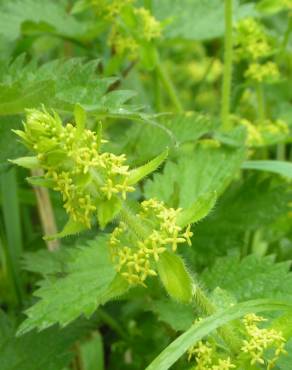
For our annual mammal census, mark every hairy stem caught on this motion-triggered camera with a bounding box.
[221,0,233,130]
[155,53,183,113]
[194,284,242,354]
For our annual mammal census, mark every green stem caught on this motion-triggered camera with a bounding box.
[221,0,233,130]
[194,285,241,354]
[256,83,265,124]
[155,54,183,113]
[281,17,292,55]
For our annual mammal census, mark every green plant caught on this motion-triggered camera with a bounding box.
[1,0,292,369]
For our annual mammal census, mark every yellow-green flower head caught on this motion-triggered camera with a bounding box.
[91,0,134,20]
[188,341,236,370]
[241,314,287,367]
[15,109,135,228]
[109,199,193,285]
[235,18,271,61]
[244,61,280,83]
[108,29,139,59]
[134,7,162,41]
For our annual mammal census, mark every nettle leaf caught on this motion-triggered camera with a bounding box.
[17,236,129,335]
[117,112,218,163]
[0,0,87,42]
[0,57,137,116]
[153,0,255,41]
[0,310,88,370]
[185,176,292,267]
[144,145,245,208]
[148,299,194,332]
[201,253,292,302]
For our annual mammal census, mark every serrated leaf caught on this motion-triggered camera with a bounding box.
[17,236,128,334]
[127,149,168,185]
[144,145,245,208]
[177,191,217,228]
[44,217,86,240]
[113,112,218,164]
[201,253,292,302]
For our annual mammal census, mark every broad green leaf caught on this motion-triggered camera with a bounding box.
[177,191,217,228]
[145,299,292,370]
[0,310,88,370]
[97,197,122,229]
[116,112,218,163]
[157,252,193,303]
[0,0,88,42]
[144,145,245,208]
[152,0,255,41]
[149,299,194,331]
[201,253,292,302]
[17,236,129,334]
[127,149,168,185]
[242,160,292,179]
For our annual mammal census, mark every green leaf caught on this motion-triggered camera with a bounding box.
[152,0,255,41]
[157,252,193,303]
[44,217,87,240]
[0,0,88,42]
[177,191,217,228]
[97,197,122,229]
[17,236,128,334]
[119,112,218,163]
[0,310,88,370]
[201,253,292,302]
[9,156,40,169]
[74,103,86,135]
[149,299,194,331]
[0,80,55,115]
[145,299,292,370]
[127,149,168,185]
[144,145,245,208]
[242,160,292,179]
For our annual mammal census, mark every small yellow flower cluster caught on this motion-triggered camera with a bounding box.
[241,313,287,367]
[108,30,139,59]
[240,118,263,146]
[109,199,193,285]
[91,0,134,20]
[19,109,135,227]
[188,341,235,370]
[244,62,280,83]
[134,7,162,41]
[235,18,271,61]
[240,118,289,147]
[108,7,161,58]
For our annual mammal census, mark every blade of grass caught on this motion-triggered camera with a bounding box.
[0,168,23,305]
